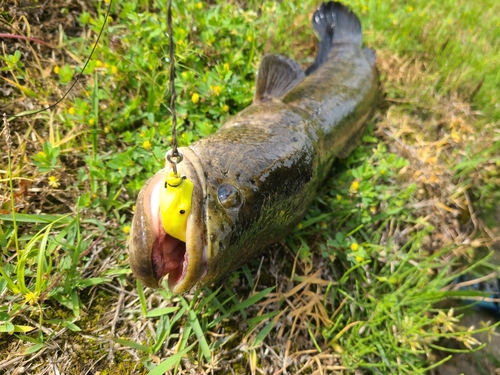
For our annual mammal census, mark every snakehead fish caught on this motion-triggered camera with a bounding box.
[129,1,378,293]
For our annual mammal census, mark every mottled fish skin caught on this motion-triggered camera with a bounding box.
[129,1,379,293]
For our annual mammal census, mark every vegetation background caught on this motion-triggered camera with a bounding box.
[1,0,500,374]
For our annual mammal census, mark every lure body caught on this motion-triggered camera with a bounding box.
[159,172,194,243]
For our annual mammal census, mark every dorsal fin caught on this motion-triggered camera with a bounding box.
[253,54,305,103]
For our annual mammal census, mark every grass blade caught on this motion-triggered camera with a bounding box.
[148,343,196,375]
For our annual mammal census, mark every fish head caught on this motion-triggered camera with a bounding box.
[129,144,266,293]
[128,147,207,293]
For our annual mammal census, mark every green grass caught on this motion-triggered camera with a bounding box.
[1,0,500,373]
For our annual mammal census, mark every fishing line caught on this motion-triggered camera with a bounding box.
[165,0,182,177]
[6,0,114,119]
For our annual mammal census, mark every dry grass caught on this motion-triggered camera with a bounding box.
[377,50,499,253]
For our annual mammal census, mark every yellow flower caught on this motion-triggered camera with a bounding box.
[123,225,131,234]
[104,126,110,133]
[355,255,364,263]
[178,39,184,46]
[392,19,398,25]
[211,85,221,96]
[104,0,110,3]
[350,180,359,191]
[132,205,136,212]
[370,206,377,214]
[111,65,118,74]
[95,60,104,67]
[222,104,229,112]
[196,2,203,9]
[297,223,303,230]
[223,63,230,71]
[247,35,253,42]
[192,93,200,104]
[68,107,76,115]
[37,151,46,158]
[143,140,152,150]
[24,291,38,305]
[48,176,60,188]
[181,72,188,78]
[351,243,359,252]
[107,16,113,23]
[89,118,95,126]
[408,5,414,12]
[336,194,342,201]
[53,65,60,74]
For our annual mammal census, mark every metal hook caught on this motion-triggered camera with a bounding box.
[166,149,183,177]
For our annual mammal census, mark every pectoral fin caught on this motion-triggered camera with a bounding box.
[253,54,305,103]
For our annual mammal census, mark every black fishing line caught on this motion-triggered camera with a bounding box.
[7,0,114,119]
[166,0,182,177]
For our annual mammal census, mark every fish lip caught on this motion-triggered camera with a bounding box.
[170,147,208,292]
[128,148,207,293]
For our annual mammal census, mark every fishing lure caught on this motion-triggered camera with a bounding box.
[159,171,193,242]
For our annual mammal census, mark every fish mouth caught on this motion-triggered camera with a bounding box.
[129,148,207,293]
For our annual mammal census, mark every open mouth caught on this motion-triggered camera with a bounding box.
[129,149,208,294]
[147,170,192,290]
[151,214,188,289]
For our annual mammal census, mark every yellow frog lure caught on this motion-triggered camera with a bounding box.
[159,171,193,242]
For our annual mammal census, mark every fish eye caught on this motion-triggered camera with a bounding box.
[217,184,242,210]
[179,210,186,214]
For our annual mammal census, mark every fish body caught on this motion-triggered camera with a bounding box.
[129,2,378,293]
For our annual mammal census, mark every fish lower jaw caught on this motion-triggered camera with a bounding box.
[151,224,208,293]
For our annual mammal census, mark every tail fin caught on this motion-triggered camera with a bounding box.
[305,2,362,75]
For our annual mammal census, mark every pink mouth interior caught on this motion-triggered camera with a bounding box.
[151,228,188,288]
